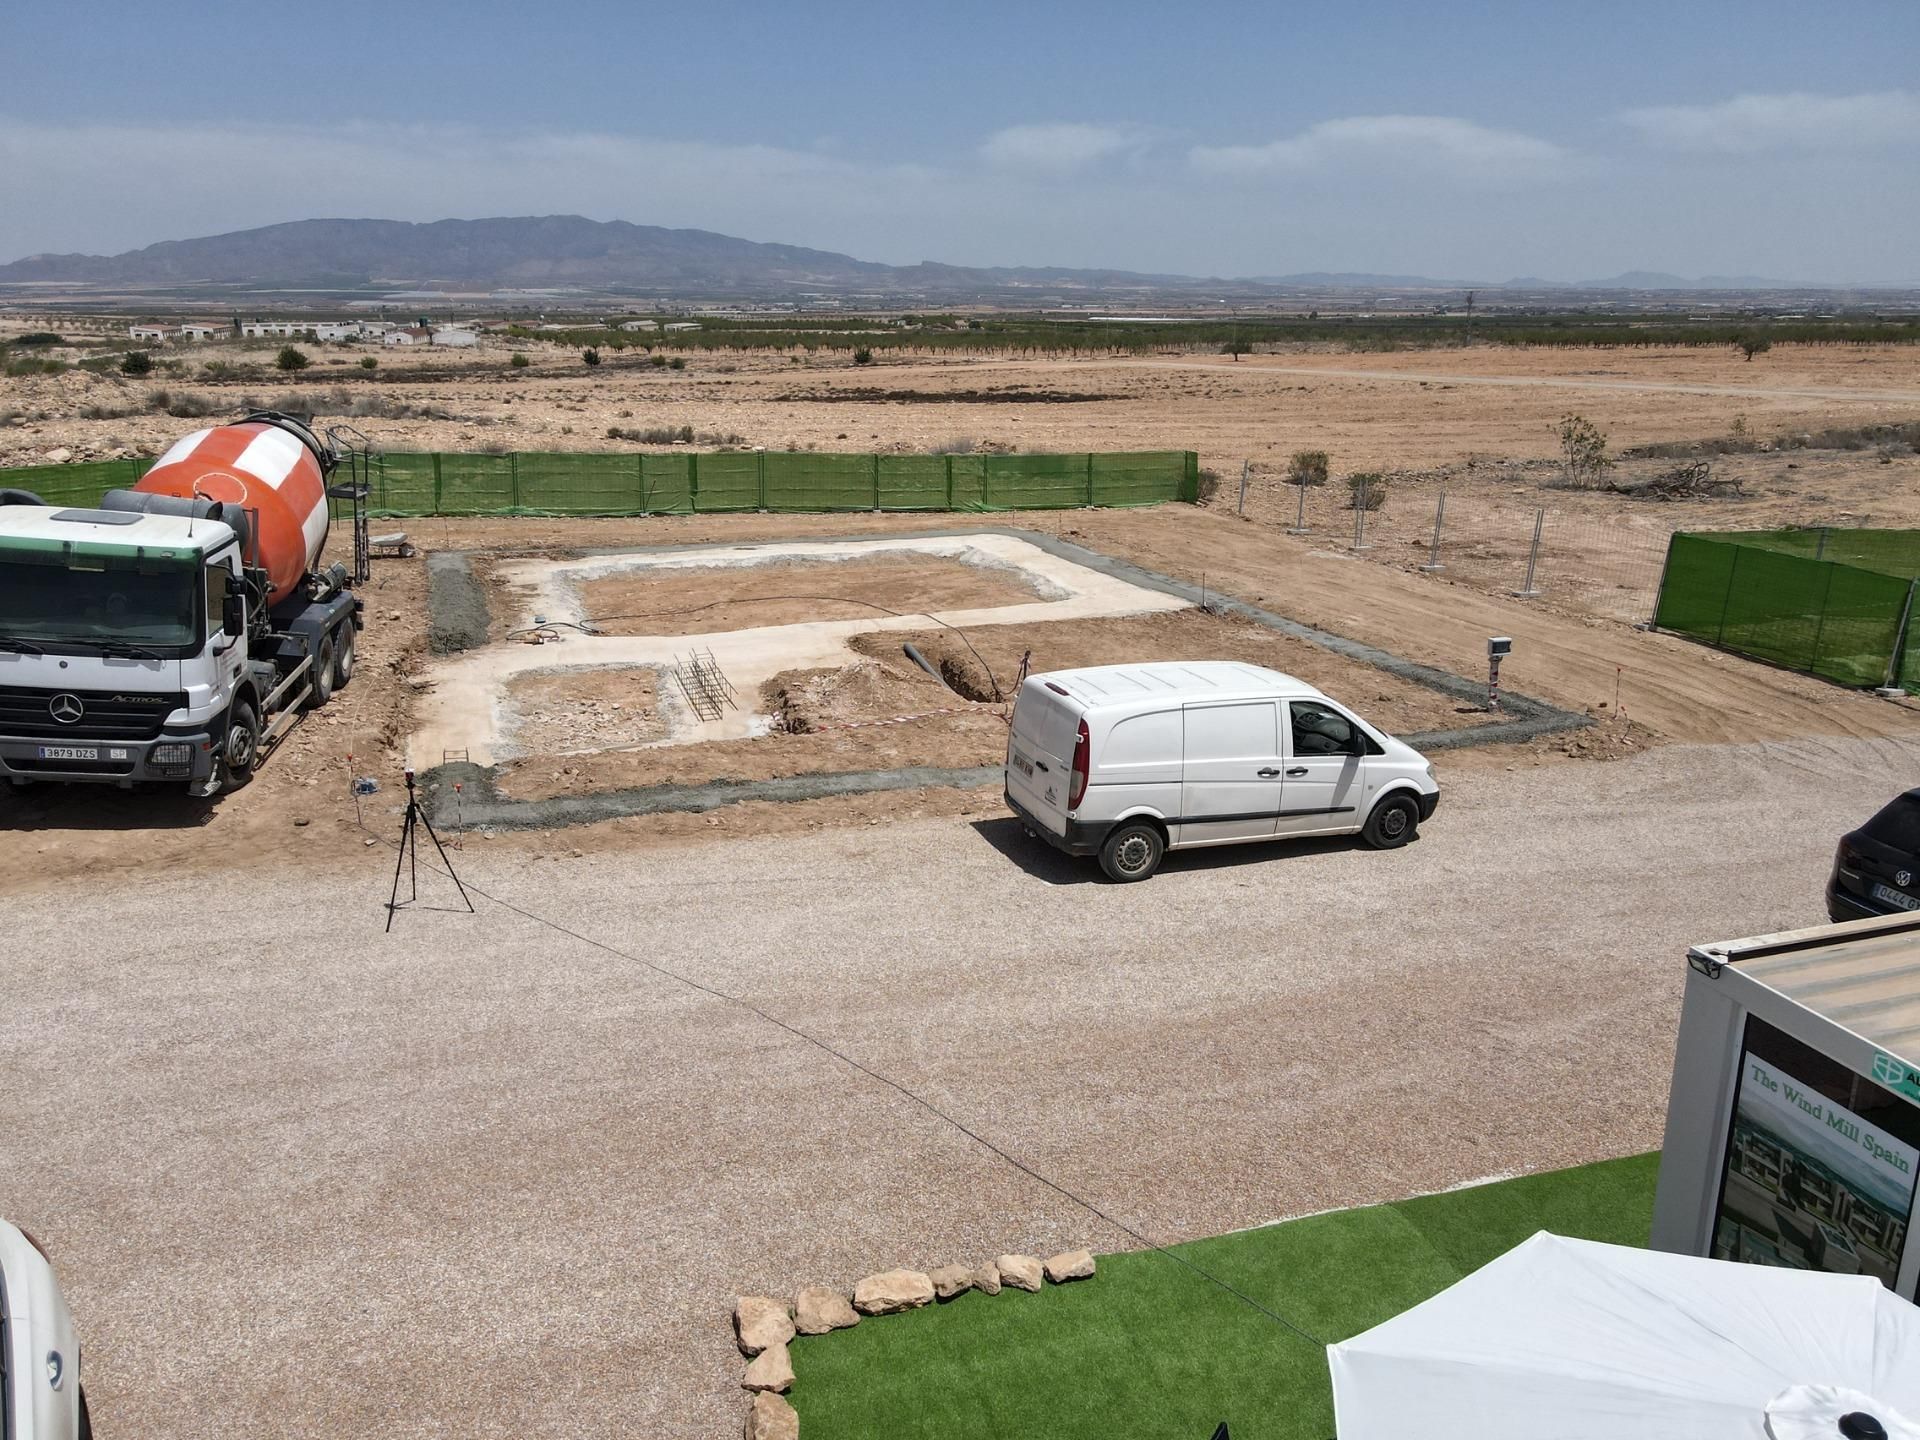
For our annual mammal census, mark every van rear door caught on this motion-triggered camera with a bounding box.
[1007,677,1081,835]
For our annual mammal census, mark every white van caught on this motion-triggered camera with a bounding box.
[1003,661,1438,881]
[1,1218,89,1438]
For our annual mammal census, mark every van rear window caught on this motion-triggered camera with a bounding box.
[1864,794,1920,853]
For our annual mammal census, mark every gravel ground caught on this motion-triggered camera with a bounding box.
[6,732,1917,1438]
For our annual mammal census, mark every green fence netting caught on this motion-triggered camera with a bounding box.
[1655,529,1920,691]
[2,449,1197,518]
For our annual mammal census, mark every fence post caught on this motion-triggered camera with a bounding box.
[945,454,955,510]
[1236,460,1250,516]
[1879,579,1918,696]
[1815,526,1829,561]
[690,452,701,512]
[1808,560,1838,673]
[636,454,648,515]
[509,453,521,511]
[1086,453,1096,508]
[872,453,882,511]
[757,450,768,511]
[1289,479,1308,535]
[432,452,443,516]
[1352,477,1371,550]
[1514,508,1545,597]
[1420,492,1446,572]
[1715,547,1742,646]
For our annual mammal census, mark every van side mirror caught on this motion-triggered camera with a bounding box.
[222,592,245,637]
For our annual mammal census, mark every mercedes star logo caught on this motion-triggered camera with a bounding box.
[48,693,84,725]
[1899,870,1914,889]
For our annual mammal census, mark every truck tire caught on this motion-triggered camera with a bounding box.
[1099,821,1165,883]
[333,624,356,690]
[1362,793,1419,849]
[307,636,336,708]
[221,698,261,789]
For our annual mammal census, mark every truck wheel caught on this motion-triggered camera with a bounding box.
[1362,794,1419,849]
[221,699,261,788]
[1099,821,1164,883]
[333,625,356,691]
[307,636,336,708]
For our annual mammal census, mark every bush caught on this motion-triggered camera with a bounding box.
[509,352,530,368]
[201,360,234,378]
[1553,413,1612,488]
[120,350,153,376]
[276,346,309,372]
[359,355,377,370]
[1737,333,1773,362]
[667,356,686,371]
[1286,450,1330,487]
[13,333,61,347]
[1196,467,1222,502]
[650,354,668,368]
[147,389,216,419]
[1346,472,1387,509]
[582,347,601,367]
[852,348,874,366]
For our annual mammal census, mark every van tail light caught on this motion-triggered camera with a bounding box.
[1068,719,1090,809]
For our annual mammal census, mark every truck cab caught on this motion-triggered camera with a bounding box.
[0,413,369,797]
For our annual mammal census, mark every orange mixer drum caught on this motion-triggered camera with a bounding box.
[136,421,329,606]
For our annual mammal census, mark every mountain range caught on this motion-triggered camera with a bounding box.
[0,216,1894,295]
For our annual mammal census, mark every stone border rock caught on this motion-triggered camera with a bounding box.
[731,1248,1097,1434]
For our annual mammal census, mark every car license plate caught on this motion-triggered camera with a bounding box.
[1873,882,1920,912]
[1012,747,1034,779]
[37,745,101,761]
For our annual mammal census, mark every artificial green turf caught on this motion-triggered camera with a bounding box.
[789,1152,1660,1440]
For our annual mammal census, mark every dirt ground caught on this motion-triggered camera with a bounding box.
[502,666,669,757]
[572,551,1048,636]
[4,339,1920,887]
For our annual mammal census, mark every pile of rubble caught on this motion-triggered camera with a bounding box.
[732,1249,1097,1437]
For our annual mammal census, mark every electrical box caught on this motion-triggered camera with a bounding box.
[1488,636,1513,659]
[1652,912,1920,1296]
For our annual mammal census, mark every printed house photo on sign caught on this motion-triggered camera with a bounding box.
[1712,1019,1920,1288]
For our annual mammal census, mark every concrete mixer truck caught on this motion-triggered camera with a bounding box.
[0,412,370,796]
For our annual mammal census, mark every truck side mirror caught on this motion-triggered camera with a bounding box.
[222,593,245,636]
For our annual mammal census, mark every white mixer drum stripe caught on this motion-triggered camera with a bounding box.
[299,498,329,564]
[232,427,305,488]
[153,428,214,468]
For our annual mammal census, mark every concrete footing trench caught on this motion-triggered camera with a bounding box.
[414,528,1587,831]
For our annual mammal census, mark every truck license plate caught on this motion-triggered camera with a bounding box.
[38,745,101,761]
[1873,882,1920,912]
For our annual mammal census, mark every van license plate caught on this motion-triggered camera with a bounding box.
[1873,882,1920,912]
[38,745,101,761]
[1012,748,1034,779]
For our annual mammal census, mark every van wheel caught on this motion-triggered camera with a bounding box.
[1363,794,1419,849]
[307,636,336,708]
[1100,822,1165,882]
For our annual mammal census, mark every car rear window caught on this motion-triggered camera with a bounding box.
[1864,795,1920,853]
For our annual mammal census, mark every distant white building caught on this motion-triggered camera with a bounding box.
[662,321,700,332]
[127,325,170,342]
[383,327,430,347]
[176,322,223,341]
[240,321,310,339]
[619,320,658,331]
[430,327,478,347]
[313,322,361,342]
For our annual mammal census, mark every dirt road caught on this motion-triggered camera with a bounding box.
[7,731,1916,1438]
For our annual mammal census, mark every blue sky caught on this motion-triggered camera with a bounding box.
[4,0,1918,280]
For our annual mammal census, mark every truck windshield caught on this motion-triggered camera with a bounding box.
[0,556,200,652]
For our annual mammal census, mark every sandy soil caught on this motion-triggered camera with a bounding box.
[576,552,1047,636]
[502,666,669,757]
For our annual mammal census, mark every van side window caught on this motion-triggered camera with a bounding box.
[1290,702,1361,756]
[1185,701,1278,758]
[205,563,229,637]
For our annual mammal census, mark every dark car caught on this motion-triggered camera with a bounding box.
[1829,789,1920,921]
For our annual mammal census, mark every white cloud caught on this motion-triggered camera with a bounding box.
[979,123,1153,173]
[1190,114,1568,181]
[1620,90,1920,153]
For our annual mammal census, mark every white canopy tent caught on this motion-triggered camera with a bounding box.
[1328,1232,1920,1440]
